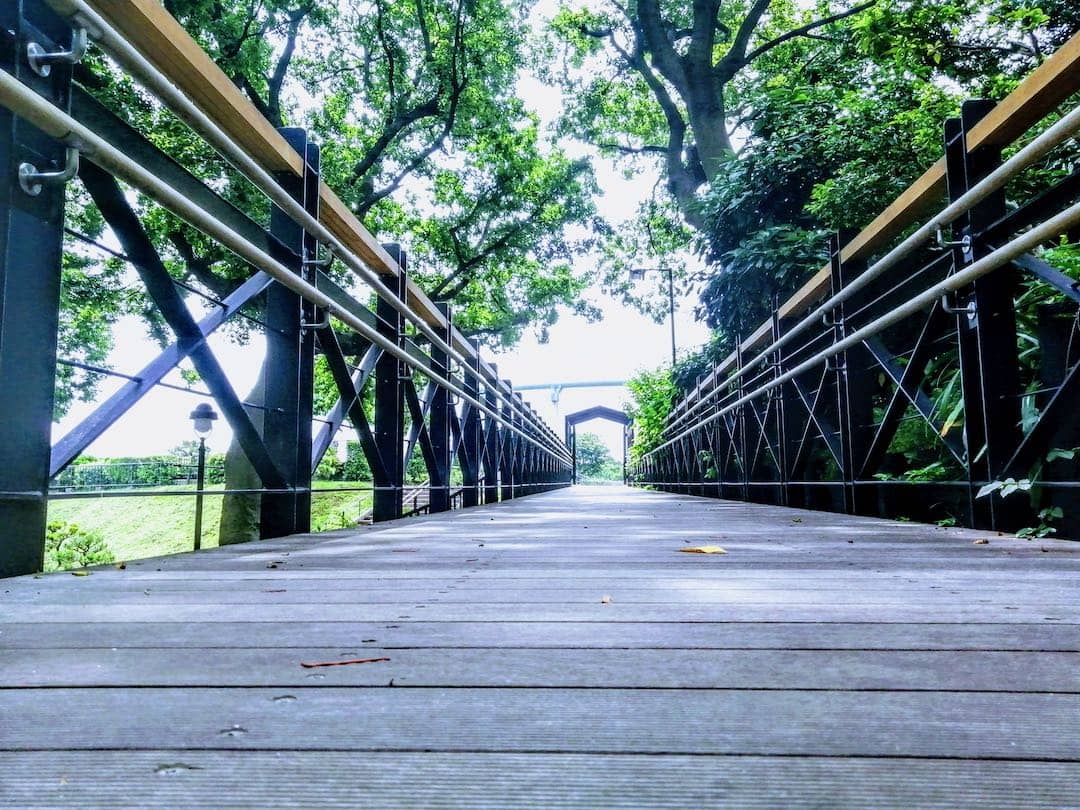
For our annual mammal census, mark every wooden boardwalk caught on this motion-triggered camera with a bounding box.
[1,486,1078,807]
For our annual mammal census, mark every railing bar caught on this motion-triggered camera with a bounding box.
[43,0,567,461]
[668,98,1080,429]
[645,196,1080,457]
[0,74,570,467]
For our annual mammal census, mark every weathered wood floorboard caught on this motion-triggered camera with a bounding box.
[1,485,1077,807]
[1,752,1077,809]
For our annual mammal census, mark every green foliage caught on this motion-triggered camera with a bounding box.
[546,0,1078,358]
[625,367,677,461]
[48,483,373,561]
[694,224,827,353]
[52,455,227,490]
[574,432,622,482]
[44,521,115,571]
[60,0,603,414]
[977,448,1076,538]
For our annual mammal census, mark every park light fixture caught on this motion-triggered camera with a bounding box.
[188,402,218,552]
[189,402,218,438]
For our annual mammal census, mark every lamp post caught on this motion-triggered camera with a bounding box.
[189,402,218,551]
[630,267,677,366]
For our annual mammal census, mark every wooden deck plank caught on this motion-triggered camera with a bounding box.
[3,686,1080,759]
[2,751,1076,809]
[2,486,1078,804]
[3,582,1075,605]
[3,647,1077,691]
[3,602,1074,623]
[1,620,1074,651]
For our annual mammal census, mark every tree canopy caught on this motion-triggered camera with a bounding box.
[574,432,623,481]
[60,0,603,418]
[546,0,1080,355]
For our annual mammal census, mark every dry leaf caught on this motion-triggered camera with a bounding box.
[70,570,90,576]
[600,595,612,604]
[680,546,727,554]
[973,539,989,545]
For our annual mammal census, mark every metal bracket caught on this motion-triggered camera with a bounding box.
[936,226,972,253]
[19,147,79,196]
[300,311,330,332]
[26,29,88,77]
[941,293,977,322]
[302,254,334,271]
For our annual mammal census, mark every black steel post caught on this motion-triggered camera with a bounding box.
[373,245,407,521]
[0,0,74,576]
[735,341,750,501]
[514,393,527,495]
[261,127,318,538]
[482,365,500,504]
[193,437,206,551]
[500,382,515,501]
[771,307,797,508]
[429,303,452,513]
[829,230,873,515]
[944,102,1022,529]
[461,338,483,507]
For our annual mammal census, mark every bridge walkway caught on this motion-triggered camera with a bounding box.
[1,486,1078,806]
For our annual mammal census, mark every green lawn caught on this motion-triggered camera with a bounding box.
[47,482,374,563]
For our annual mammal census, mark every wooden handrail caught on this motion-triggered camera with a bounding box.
[90,0,516,392]
[83,2,1080,422]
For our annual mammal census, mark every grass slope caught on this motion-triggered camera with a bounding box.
[47,482,373,564]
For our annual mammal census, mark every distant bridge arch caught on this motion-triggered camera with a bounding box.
[564,406,632,484]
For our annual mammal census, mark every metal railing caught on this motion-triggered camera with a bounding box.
[631,36,1080,537]
[0,0,572,576]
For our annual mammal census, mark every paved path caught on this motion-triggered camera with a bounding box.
[1,486,1078,807]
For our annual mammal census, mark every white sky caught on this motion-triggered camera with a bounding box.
[52,2,712,462]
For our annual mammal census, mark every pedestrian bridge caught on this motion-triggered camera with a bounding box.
[2,1,1080,805]
[2,485,1078,806]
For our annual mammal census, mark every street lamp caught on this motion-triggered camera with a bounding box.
[630,267,677,367]
[189,402,218,551]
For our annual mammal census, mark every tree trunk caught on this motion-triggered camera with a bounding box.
[217,363,267,545]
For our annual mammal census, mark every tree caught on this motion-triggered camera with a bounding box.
[548,0,1080,356]
[65,0,602,543]
[625,366,676,460]
[574,432,622,481]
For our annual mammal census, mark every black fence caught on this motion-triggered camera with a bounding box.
[634,90,1080,539]
[0,0,572,576]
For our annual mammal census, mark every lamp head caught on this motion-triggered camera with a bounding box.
[189,402,218,438]
[629,268,646,281]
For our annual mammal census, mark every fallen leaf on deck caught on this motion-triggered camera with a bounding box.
[300,657,391,669]
[792,518,803,523]
[70,570,90,576]
[973,539,989,545]
[115,562,126,570]
[600,595,612,604]
[679,546,727,554]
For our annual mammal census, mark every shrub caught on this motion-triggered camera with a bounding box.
[45,521,115,571]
